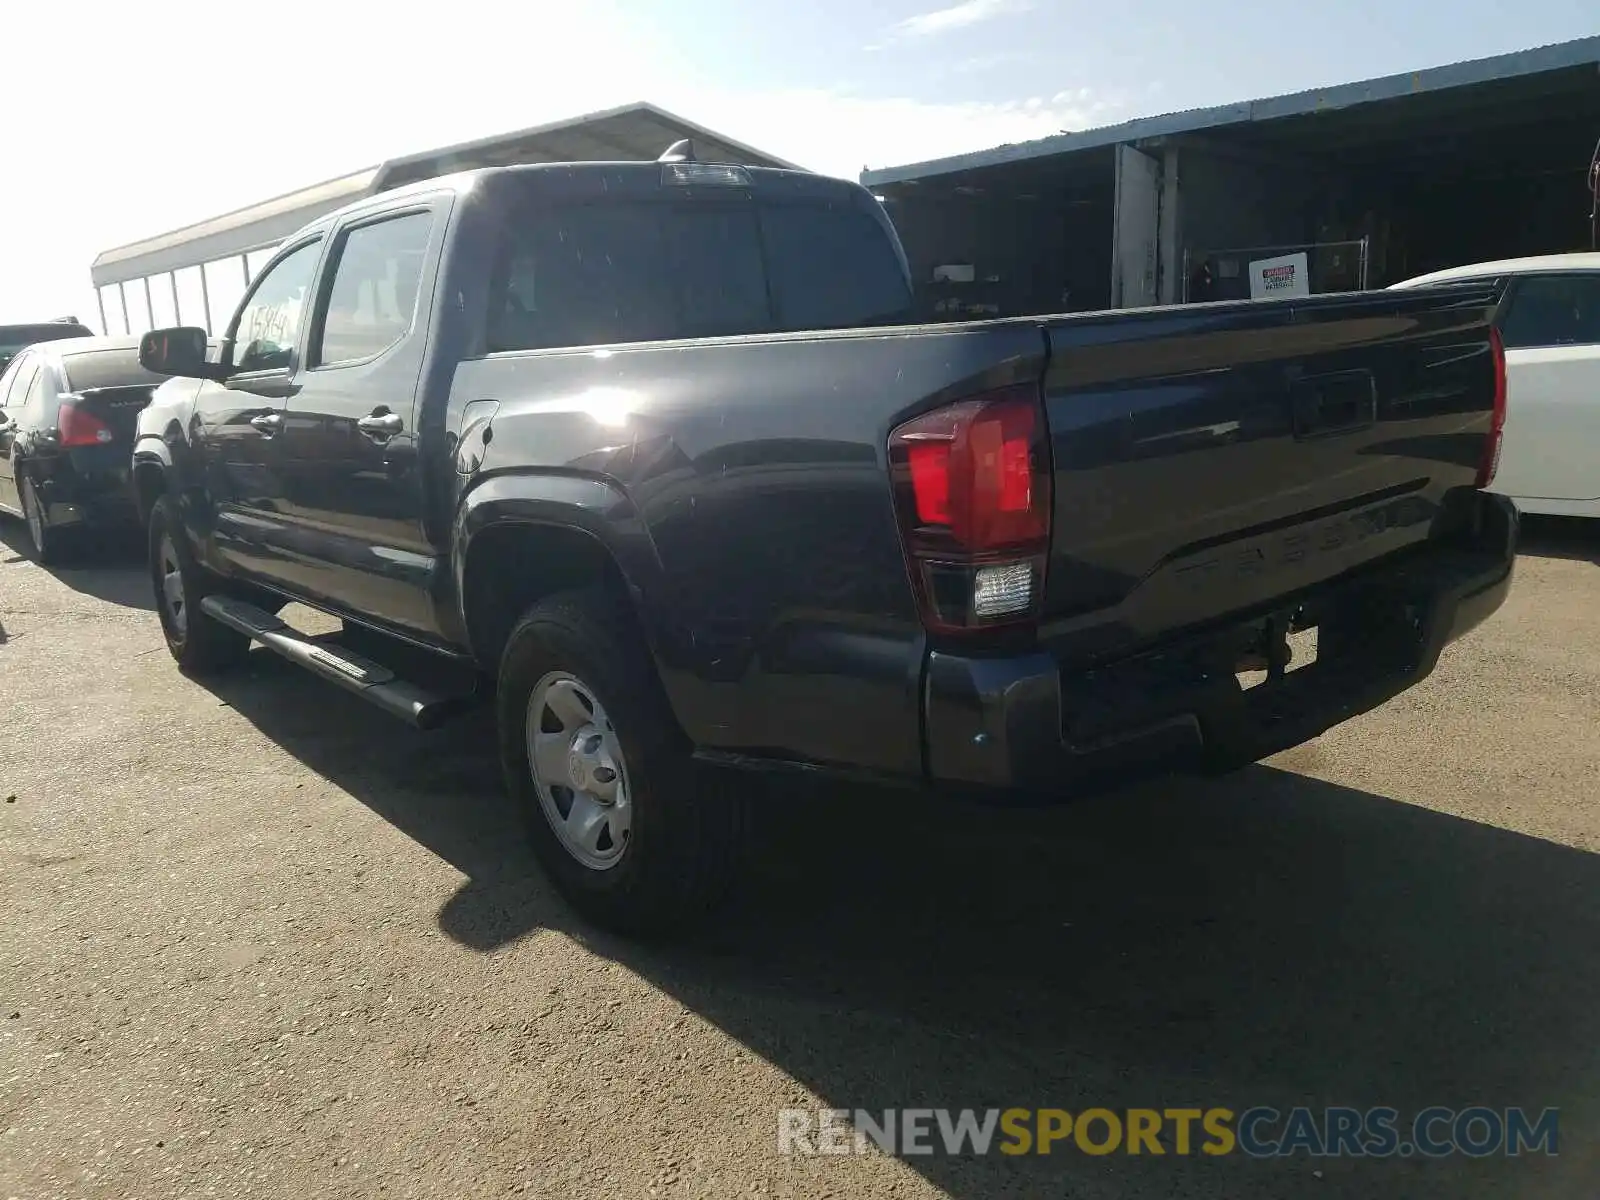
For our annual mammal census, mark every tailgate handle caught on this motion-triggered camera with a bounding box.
[1292,371,1377,440]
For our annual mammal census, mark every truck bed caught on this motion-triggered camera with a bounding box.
[454,279,1507,785]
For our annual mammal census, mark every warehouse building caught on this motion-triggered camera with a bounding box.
[863,36,1600,319]
[88,103,800,338]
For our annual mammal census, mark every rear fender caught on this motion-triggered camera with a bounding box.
[453,471,671,662]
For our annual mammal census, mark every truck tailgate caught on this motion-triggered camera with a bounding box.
[1038,283,1504,657]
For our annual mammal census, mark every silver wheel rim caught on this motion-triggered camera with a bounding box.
[22,481,44,550]
[158,535,187,637]
[525,671,632,872]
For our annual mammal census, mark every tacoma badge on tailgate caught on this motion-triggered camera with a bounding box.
[1171,493,1436,593]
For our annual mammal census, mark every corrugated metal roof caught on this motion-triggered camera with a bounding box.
[91,102,801,288]
[861,34,1600,187]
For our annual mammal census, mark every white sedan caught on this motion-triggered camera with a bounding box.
[1392,253,1600,519]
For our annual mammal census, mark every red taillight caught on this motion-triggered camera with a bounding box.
[57,401,112,448]
[888,385,1052,633]
[907,442,952,525]
[1477,326,1507,489]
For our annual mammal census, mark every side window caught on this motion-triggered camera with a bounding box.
[20,365,51,423]
[1499,274,1600,350]
[313,211,434,367]
[6,366,41,422]
[759,203,913,330]
[665,208,768,338]
[488,204,676,353]
[228,240,321,374]
[0,354,27,409]
[485,203,774,352]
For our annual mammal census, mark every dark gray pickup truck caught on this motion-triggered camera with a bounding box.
[131,146,1517,933]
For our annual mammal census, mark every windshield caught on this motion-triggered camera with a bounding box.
[486,198,914,353]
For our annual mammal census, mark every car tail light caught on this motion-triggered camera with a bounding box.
[1478,327,1507,488]
[57,399,113,447]
[887,384,1052,633]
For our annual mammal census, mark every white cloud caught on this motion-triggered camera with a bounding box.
[951,51,1035,74]
[662,85,1120,180]
[895,0,1032,38]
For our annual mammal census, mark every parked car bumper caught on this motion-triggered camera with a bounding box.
[923,492,1518,796]
[31,448,140,530]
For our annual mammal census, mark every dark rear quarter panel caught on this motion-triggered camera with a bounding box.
[452,323,1046,774]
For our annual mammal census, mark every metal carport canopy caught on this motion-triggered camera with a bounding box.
[90,102,804,289]
[859,34,1600,188]
[89,167,381,289]
[371,101,804,190]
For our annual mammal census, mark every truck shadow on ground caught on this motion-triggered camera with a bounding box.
[1516,514,1600,564]
[202,651,1600,1198]
[0,523,153,610]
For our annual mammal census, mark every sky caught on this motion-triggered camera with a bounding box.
[3,0,1597,326]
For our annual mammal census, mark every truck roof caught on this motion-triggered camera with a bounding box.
[291,160,857,244]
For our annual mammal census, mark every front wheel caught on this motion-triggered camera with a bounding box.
[148,495,251,675]
[497,588,744,935]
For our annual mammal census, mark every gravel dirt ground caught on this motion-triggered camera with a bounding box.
[3,517,1599,1200]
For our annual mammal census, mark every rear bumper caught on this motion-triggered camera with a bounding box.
[32,450,139,529]
[924,492,1518,795]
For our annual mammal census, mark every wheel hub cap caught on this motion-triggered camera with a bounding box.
[24,484,43,545]
[159,536,186,636]
[564,729,619,793]
[525,673,631,871]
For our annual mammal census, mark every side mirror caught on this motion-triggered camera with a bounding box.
[140,327,222,380]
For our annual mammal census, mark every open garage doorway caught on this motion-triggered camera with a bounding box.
[1177,58,1600,293]
[874,148,1116,321]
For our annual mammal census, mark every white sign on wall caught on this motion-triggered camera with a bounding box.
[1248,252,1311,300]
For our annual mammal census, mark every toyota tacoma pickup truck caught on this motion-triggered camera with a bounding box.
[131,145,1517,933]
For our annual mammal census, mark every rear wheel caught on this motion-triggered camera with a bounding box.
[497,588,744,935]
[19,476,67,565]
[148,495,251,675]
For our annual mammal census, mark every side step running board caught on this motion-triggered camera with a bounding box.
[200,595,474,730]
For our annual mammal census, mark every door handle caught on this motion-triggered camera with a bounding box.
[356,411,404,438]
[250,413,283,435]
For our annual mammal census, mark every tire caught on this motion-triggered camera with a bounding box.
[497,587,744,936]
[19,475,68,566]
[148,495,252,675]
